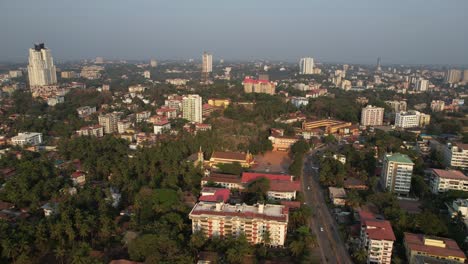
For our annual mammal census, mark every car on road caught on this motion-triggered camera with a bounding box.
[320,227,324,232]
[307,186,310,190]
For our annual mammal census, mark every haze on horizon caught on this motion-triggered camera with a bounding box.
[1,0,467,65]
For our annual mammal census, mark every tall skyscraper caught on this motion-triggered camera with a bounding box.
[462,69,468,84]
[27,43,57,87]
[201,52,213,82]
[361,105,384,126]
[381,153,414,195]
[445,69,462,84]
[376,57,382,72]
[299,57,314,75]
[183,94,203,123]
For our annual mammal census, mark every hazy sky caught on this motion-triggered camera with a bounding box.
[1,0,467,65]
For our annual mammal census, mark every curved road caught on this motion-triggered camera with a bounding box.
[301,150,353,264]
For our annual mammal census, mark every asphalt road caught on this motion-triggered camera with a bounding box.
[301,150,353,264]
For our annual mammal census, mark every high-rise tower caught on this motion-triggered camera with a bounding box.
[27,43,57,87]
[201,52,213,82]
[299,57,314,75]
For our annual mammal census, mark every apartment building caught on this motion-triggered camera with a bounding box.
[243,76,276,95]
[430,168,468,194]
[189,202,288,246]
[76,125,104,138]
[385,100,407,113]
[11,132,43,146]
[381,153,414,195]
[444,142,468,169]
[395,111,431,128]
[98,113,120,134]
[359,211,395,264]
[361,105,384,126]
[76,106,96,118]
[404,232,466,263]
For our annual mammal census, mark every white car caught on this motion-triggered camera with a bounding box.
[320,227,324,232]
[307,186,310,190]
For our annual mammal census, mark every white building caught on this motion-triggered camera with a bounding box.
[329,187,347,206]
[117,120,132,134]
[430,168,468,194]
[28,43,57,87]
[444,143,468,169]
[9,70,23,78]
[47,96,64,106]
[385,100,407,113]
[189,202,288,246]
[76,106,96,118]
[415,79,429,92]
[381,153,414,195]
[143,70,151,79]
[291,96,309,107]
[395,111,431,128]
[76,125,104,138]
[299,57,314,75]
[359,211,395,264]
[150,59,158,68]
[430,100,445,112]
[448,199,468,218]
[202,52,213,73]
[182,94,203,123]
[361,105,384,126]
[11,132,43,146]
[99,113,120,134]
[154,120,171,135]
[446,69,462,84]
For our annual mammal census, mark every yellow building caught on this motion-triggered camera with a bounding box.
[208,98,231,108]
[209,151,254,168]
[302,119,353,134]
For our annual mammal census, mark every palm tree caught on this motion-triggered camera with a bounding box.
[352,249,368,264]
[54,246,66,264]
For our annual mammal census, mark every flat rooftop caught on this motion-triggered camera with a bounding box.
[190,202,288,222]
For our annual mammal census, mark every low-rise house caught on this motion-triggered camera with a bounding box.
[344,177,369,190]
[404,232,466,263]
[71,171,86,186]
[41,202,58,217]
[329,187,347,206]
[153,120,171,135]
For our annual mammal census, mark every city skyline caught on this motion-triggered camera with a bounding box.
[1,0,468,65]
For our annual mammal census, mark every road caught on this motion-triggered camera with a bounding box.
[301,150,353,264]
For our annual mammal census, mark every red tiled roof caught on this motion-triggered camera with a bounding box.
[199,188,230,203]
[280,201,301,209]
[211,151,247,161]
[432,169,467,180]
[241,172,293,183]
[71,171,85,178]
[243,77,274,85]
[269,180,301,192]
[404,232,466,259]
[454,142,468,150]
[154,120,170,126]
[203,173,242,184]
[360,211,395,241]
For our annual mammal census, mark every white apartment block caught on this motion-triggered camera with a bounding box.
[291,96,309,107]
[76,106,96,118]
[76,125,104,138]
[381,153,414,195]
[415,79,429,92]
[98,113,120,134]
[153,120,171,135]
[189,202,288,246]
[395,111,430,128]
[299,57,314,75]
[117,120,132,134]
[11,132,43,146]
[202,52,213,73]
[182,94,203,123]
[444,143,468,169]
[359,211,395,264]
[361,105,384,126]
[430,168,468,194]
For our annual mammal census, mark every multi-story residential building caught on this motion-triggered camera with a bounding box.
[447,198,468,219]
[202,52,213,73]
[11,132,43,146]
[444,142,468,169]
[207,98,231,108]
[136,111,151,123]
[182,94,203,123]
[430,168,468,194]
[381,153,414,195]
[80,65,104,80]
[430,100,445,112]
[61,71,78,79]
[385,100,407,113]
[76,125,104,138]
[189,202,288,246]
[117,120,132,134]
[153,120,171,135]
[76,106,96,118]
[156,107,178,119]
[128,84,147,93]
[98,113,120,134]
[446,69,462,84]
[359,211,395,264]
[404,232,466,264]
[291,96,309,107]
[150,59,158,68]
[462,69,468,84]
[166,78,189,86]
[299,57,314,74]
[165,94,183,111]
[395,111,430,128]
[414,79,429,92]
[143,70,151,79]
[243,77,276,95]
[9,70,23,78]
[361,105,384,126]
[28,43,57,87]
